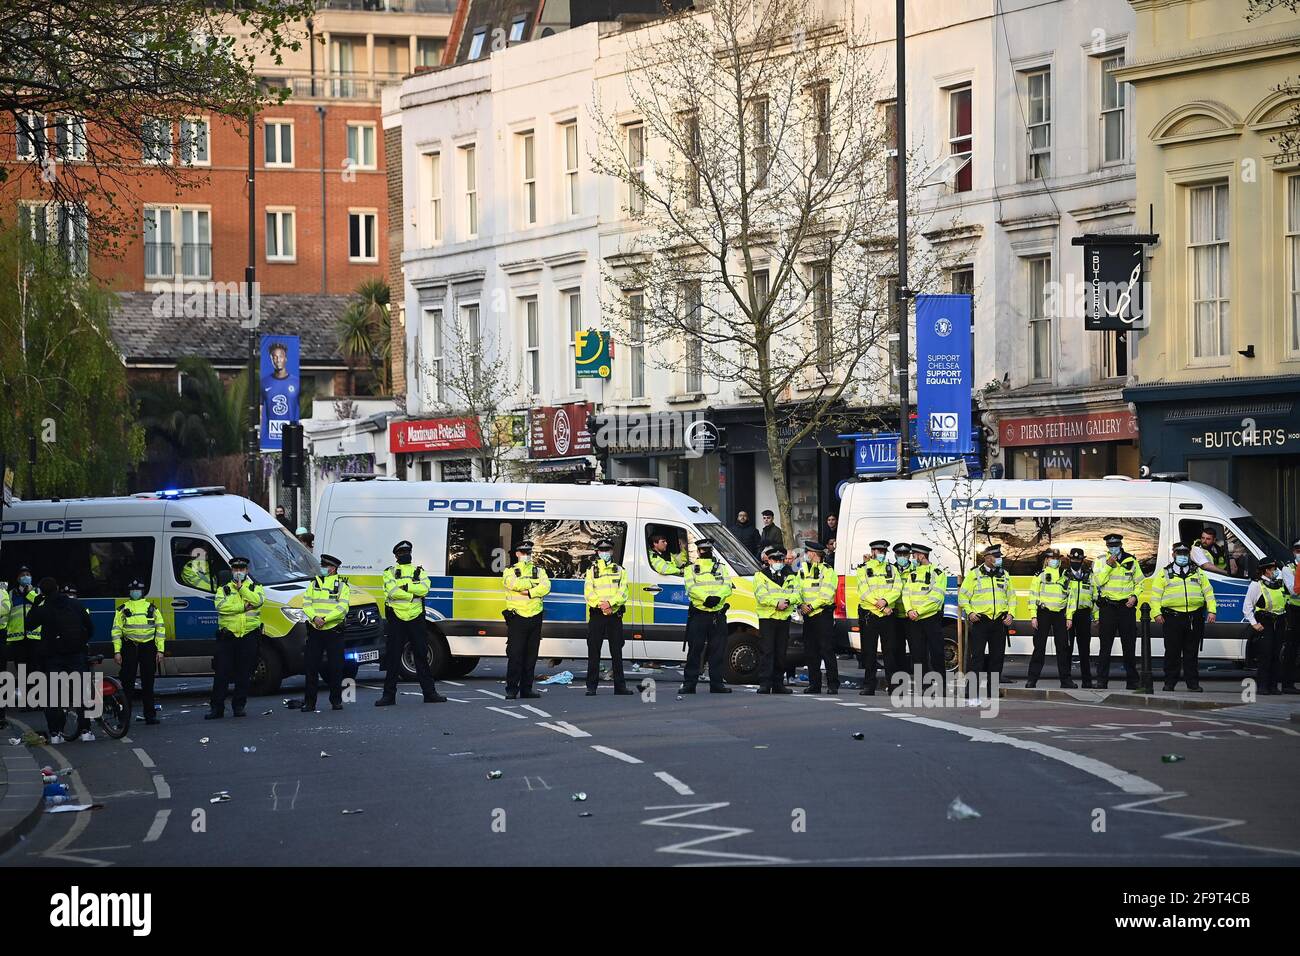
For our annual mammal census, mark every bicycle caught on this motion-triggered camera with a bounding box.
[51,654,130,741]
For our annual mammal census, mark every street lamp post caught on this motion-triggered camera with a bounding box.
[246,111,261,504]
[894,0,912,479]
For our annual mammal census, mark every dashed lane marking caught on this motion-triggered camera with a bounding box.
[478,689,507,700]
[132,748,155,769]
[536,720,591,738]
[591,745,642,764]
[486,706,528,720]
[151,774,170,800]
[654,771,695,796]
[442,680,465,686]
[144,810,170,843]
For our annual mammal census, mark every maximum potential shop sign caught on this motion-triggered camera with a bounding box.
[914,294,973,455]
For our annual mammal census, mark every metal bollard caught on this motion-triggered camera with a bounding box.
[1138,602,1154,695]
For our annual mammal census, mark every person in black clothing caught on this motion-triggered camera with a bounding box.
[760,510,785,552]
[823,514,839,551]
[731,510,762,557]
[26,577,94,742]
[274,505,294,531]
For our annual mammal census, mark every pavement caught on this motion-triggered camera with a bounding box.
[0,723,43,857]
[1,658,1297,867]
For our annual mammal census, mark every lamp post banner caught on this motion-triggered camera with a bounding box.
[914,294,973,455]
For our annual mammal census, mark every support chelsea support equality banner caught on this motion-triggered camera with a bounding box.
[914,294,973,455]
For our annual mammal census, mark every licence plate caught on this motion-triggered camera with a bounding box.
[353,650,380,663]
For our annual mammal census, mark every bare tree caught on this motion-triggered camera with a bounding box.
[593,0,943,537]
[1248,1,1300,162]
[922,468,989,670]
[415,310,529,482]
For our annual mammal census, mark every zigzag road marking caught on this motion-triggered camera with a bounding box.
[1113,792,1300,859]
[642,803,791,865]
[536,720,591,738]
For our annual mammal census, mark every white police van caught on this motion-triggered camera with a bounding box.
[0,487,384,693]
[834,476,1291,665]
[312,477,775,682]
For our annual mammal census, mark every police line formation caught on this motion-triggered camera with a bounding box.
[2,530,1299,736]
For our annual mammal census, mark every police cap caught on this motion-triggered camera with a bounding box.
[229,556,250,569]
[393,540,413,555]
[869,539,890,550]
[803,540,825,553]
[910,543,932,556]
[1103,534,1124,546]
[319,553,342,568]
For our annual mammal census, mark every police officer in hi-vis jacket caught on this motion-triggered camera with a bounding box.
[1094,533,1145,689]
[901,543,946,680]
[207,557,264,719]
[681,540,734,694]
[300,552,350,713]
[377,540,445,706]
[797,541,839,694]
[1151,542,1216,692]
[754,545,797,694]
[584,538,632,696]
[854,540,900,696]
[1064,547,1097,687]
[502,541,550,700]
[959,544,1013,693]
[112,579,166,725]
[1028,548,1072,688]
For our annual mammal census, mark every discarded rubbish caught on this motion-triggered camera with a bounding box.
[242,746,257,754]
[448,751,473,756]
[262,710,274,717]
[22,731,45,747]
[486,770,503,780]
[342,809,365,815]
[1161,754,1186,763]
[7,738,21,747]
[578,812,592,818]
[675,695,684,702]
[210,791,231,803]
[754,745,768,750]
[285,699,303,710]
[199,737,210,745]
[47,804,100,813]
[571,792,587,802]
[946,797,981,821]
[539,670,574,685]
[320,751,332,758]
[851,732,865,741]
[442,731,453,735]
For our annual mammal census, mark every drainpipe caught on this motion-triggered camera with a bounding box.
[317,105,327,294]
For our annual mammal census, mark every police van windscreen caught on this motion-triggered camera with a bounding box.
[218,527,319,585]
[1231,517,1289,565]
[694,522,760,575]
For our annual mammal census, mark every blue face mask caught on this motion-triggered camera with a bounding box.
[1175,555,1189,567]
[895,557,910,569]
[19,575,32,587]
[769,562,784,572]
[321,566,336,577]
[994,557,1004,568]
[1048,559,1060,569]
[129,589,143,601]
[597,552,612,563]
[1109,547,1122,557]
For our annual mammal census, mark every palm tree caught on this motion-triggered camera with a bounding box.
[337,278,392,395]
[134,357,246,461]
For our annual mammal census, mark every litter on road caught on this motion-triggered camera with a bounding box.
[242,746,257,753]
[571,792,587,802]
[578,812,592,818]
[487,770,503,779]
[262,710,274,716]
[851,732,865,740]
[947,797,981,821]
[539,671,574,685]
[1161,754,1186,763]
[210,792,231,804]
[342,809,364,815]
[199,737,210,745]
[320,751,332,758]
[46,804,101,813]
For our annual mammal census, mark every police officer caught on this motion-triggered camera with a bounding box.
[1282,540,1300,694]
[1094,533,1145,689]
[301,553,351,713]
[754,545,796,694]
[902,544,946,682]
[1064,548,1096,687]
[1151,542,1216,692]
[584,539,632,696]
[7,568,41,713]
[959,544,1013,695]
[112,579,165,725]
[797,541,838,694]
[854,540,899,696]
[502,541,550,700]
[648,532,688,577]
[0,580,9,729]
[181,547,215,591]
[207,557,264,719]
[1244,559,1288,695]
[1190,524,1234,576]
[882,543,913,689]
[681,539,734,694]
[1028,548,1072,688]
[377,540,444,706]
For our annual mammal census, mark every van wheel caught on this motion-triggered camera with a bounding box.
[400,630,450,680]
[943,634,960,672]
[443,656,480,679]
[250,642,283,696]
[723,629,762,685]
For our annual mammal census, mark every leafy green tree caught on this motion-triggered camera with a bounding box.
[337,278,391,395]
[134,356,248,461]
[0,227,144,496]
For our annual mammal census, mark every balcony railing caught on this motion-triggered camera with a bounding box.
[144,241,174,278]
[182,242,212,279]
[144,241,212,280]
[318,0,456,12]
[260,73,402,102]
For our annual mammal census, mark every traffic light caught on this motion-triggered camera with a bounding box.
[282,423,305,488]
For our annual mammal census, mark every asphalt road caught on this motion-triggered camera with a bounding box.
[3,659,1298,867]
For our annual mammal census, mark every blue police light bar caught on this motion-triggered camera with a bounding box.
[143,486,228,499]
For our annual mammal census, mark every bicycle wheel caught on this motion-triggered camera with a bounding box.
[97,684,131,739]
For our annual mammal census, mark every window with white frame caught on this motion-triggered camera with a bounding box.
[180,118,209,166]
[266,208,296,262]
[346,122,376,170]
[948,84,972,192]
[1101,55,1126,165]
[416,38,442,67]
[628,292,646,399]
[142,117,172,165]
[523,297,541,396]
[1289,174,1300,355]
[680,111,700,207]
[1027,256,1053,382]
[462,144,477,237]
[23,202,88,273]
[468,27,486,61]
[179,208,211,278]
[751,268,769,316]
[54,114,87,161]
[520,131,537,226]
[16,112,45,160]
[264,121,293,167]
[144,207,174,278]
[810,81,830,178]
[423,152,442,245]
[1099,329,1128,379]
[566,289,583,390]
[463,303,482,390]
[681,279,702,393]
[562,121,579,217]
[811,263,832,372]
[627,122,645,217]
[1025,68,1051,180]
[348,210,378,262]
[750,96,770,190]
[949,265,976,367]
[883,100,898,201]
[1188,182,1230,361]
[427,308,445,402]
[885,276,902,395]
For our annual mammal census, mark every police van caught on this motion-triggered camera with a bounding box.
[834,476,1291,666]
[0,488,384,694]
[312,478,776,683]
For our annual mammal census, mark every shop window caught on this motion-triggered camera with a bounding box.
[1051,516,1161,575]
[1042,447,1073,479]
[975,516,1052,576]
[1187,458,1229,495]
[170,537,229,593]
[788,452,819,547]
[420,460,433,481]
[1077,444,1115,479]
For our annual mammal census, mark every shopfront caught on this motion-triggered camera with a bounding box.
[998,408,1140,480]
[593,410,723,513]
[390,416,486,482]
[527,402,596,482]
[1125,376,1300,544]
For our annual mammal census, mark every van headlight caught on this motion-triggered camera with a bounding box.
[282,607,308,624]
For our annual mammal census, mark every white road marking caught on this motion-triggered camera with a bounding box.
[442,680,464,686]
[132,747,155,769]
[886,713,1162,795]
[860,707,891,712]
[144,809,170,843]
[446,697,474,703]
[478,689,508,699]
[654,771,695,795]
[536,720,591,738]
[519,704,551,718]
[835,701,868,706]
[1114,791,1300,858]
[152,774,171,800]
[591,745,643,764]
[642,803,791,865]
[524,776,551,791]
[486,706,528,720]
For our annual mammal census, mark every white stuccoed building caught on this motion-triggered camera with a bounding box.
[394,0,1140,536]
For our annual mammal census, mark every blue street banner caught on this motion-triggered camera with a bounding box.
[575,329,612,379]
[259,335,300,452]
[846,427,982,477]
[914,294,974,455]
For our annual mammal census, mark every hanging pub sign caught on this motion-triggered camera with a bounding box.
[1074,234,1157,332]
